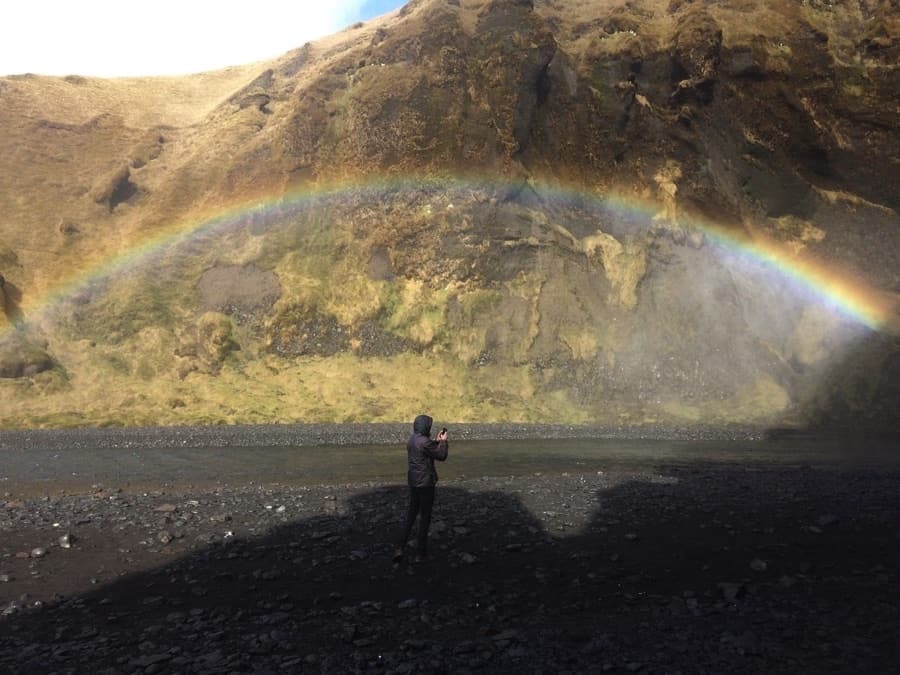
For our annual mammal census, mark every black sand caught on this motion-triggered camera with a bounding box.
[1,430,898,673]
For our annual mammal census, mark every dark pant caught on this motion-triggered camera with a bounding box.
[398,486,435,555]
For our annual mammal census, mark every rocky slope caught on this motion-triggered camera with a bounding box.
[0,0,897,430]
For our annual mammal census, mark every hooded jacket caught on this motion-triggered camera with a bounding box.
[406,414,449,488]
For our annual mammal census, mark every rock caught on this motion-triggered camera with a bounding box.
[157,531,173,545]
[228,69,275,111]
[154,504,177,513]
[729,630,761,655]
[750,558,767,572]
[491,629,520,642]
[270,629,291,643]
[30,547,48,558]
[0,333,54,379]
[672,7,722,84]
[89,163,135,209]
[398,598,418,609]
[236,93,271,112]
[717,582,745,602]
[129,653,171,668]
[58,533,75,549]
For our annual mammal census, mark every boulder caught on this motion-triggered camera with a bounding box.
[0,333,54,379]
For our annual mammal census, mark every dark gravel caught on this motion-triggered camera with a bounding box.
[0,422,766,451]
[2,461,899,673]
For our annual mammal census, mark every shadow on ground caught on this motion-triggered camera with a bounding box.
[1,464,898,673]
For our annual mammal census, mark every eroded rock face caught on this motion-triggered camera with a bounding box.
[671,7,722,101]
[89,163,136,210]
[196,265,281,323]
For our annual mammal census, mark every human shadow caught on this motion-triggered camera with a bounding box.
[1,464,898,673]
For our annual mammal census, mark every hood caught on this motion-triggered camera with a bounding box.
[413,414,433,436]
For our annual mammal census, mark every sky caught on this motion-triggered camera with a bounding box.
[1,0,407,78]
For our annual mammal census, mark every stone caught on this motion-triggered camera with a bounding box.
[129,654,171,668]
[816,514,839,527]
[717,582,745,602]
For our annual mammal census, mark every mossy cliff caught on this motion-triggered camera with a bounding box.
[0,0,897,430]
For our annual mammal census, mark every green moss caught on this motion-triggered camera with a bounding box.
[458,289,502,316]
[380,279,452,347]
[62,276,180,345]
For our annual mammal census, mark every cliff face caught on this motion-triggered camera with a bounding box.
[0,0,897,430]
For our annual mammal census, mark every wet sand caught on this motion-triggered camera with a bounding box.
[2,423,895,499]
[1,430,898,673]
[0,423,760,498]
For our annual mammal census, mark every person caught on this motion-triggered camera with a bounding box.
[394,414,448,563]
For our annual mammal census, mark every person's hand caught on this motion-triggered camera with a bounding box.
[438,430,448,441]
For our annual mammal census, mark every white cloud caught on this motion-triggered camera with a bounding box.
[1,1,373,77]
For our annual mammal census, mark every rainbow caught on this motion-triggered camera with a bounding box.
[3,174,897,335]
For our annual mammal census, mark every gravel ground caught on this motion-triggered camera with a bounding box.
[0,422,766,451]
[2,461,899,674]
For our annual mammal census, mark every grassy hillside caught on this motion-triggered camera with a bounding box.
[1,0,897,430]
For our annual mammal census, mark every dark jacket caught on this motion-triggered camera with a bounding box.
[407,414,448,488]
